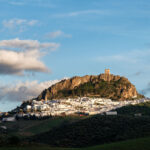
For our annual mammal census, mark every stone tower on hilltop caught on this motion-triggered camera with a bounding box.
[36,68,143,101]
[105,69,110,75]
[104,69,110,81]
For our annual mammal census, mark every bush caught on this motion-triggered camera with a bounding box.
[8,136,20,145]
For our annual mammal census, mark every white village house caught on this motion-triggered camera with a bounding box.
[14,97,150,118]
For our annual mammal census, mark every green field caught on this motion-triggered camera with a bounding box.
[31,115,150,147]
[0,116,86,137]
[116,101,150,116]
[1,136,150,150]
[2,115,150,148]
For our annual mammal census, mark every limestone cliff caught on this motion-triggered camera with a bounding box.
[37,73,143,101]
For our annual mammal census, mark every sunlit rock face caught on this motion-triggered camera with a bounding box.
[37,71,143,101]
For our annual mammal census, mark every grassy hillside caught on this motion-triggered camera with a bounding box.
[1,136,150,150]
[116,102,150,116]
[31,115,150,147]
[86,136,150,150]
[2,103,150,148]
[0,116,85,139]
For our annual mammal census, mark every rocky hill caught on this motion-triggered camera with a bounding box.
[37,72,143,101]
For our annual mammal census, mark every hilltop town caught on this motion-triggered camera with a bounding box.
[0,69,146,120]
[14,97,149,118]
[1,70,150,150]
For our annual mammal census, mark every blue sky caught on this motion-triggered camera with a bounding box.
[0,0,150,111]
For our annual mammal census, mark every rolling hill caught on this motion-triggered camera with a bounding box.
[30,115,150,147]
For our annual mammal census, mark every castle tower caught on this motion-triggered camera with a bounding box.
[105,69,110,75]
[104,69,110,81]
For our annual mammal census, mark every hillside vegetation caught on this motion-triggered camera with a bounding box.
[0,116,86,147]
[0,116,84,138]
[37,74,143,101]
[116,102,150,116]
[1,136,150,150]
[31,115,150,147]
[2,103,150,148]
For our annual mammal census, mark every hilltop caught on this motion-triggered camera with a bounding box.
[5,70,145,118]
[37,70,143,101]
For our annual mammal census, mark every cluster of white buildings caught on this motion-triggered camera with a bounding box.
[15,97,150,118]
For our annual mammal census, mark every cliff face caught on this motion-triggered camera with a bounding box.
[37,74,143,101]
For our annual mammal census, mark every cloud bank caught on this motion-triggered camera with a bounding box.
[0,80,60,102]
[0,38,60,75]
[0,50,48,75]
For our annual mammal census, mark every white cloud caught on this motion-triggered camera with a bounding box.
[46,30,72,39]
[0,80,61,102]
[2,18,38,32]
[0,38,60,50]
[0,38,60,75]
[0,49,49,75]
[53,10,111,17]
